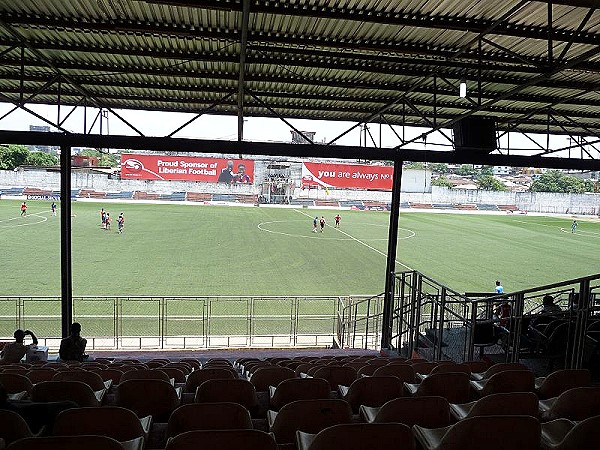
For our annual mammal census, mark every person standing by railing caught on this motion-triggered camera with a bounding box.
[495,280,504,294]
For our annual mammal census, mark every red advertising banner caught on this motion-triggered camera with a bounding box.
[121,154,254,184]
[302,162,393,190]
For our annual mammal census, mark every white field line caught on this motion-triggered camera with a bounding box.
[294,209,413,271]
[0,211,50,229]
[512,218,600,238]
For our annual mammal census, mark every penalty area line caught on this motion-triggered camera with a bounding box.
[293,209,413,271]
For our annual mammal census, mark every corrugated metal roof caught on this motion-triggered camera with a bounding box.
[1,0,600,138]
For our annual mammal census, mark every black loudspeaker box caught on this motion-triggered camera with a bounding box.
[452,117,497,154]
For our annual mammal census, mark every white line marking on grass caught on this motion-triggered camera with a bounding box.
[513,219,600,238]
[257,219,415,241]
[293,209,413,271]
[512,219,559,229]
[0,212,49,229]
[559,227,600,238]
[258,220,356,241]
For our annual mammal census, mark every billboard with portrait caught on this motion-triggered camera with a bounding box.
[120,154,254,184]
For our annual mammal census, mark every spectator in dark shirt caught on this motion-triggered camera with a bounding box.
[59,322,87,362]
[542,295,562,314]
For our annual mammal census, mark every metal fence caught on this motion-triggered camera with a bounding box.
[335,293,384,350]
[336,270,600,367]
[0,295,377,350]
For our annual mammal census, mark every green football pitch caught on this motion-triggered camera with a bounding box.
[1,199,598,297]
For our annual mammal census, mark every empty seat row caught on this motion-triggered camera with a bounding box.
[7,416,599,450]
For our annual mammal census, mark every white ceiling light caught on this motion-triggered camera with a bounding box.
[459,80,467,98]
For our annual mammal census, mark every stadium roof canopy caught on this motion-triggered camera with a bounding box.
[1,0,600,163]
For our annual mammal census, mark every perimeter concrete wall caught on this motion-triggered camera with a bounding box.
[1,169,598,214]
[0,169,257,195]
[426,187,600,215]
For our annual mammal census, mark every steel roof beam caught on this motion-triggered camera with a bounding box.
[4,87,593,133]
[0,95,580,136]
[0,18,145,137]
[0,37,549,74]
[480,38,546,68]
[1,54,596,93]
[548,114,595,158]
[1,129,599,170]
[166,91,236,137]
[137,0,600,45]
[237,0,250,142]
[557,7,596,61]
[0,41,544,78]
[395,38,600,149]
[3,71,600,110]
[3,80,600,130]
[2,12,599,61]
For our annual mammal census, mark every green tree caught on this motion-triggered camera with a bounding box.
[455,164,478,176]
[27,151,58,166]
[530,170,592,193]
[429,163,449,174]
[477,175,506,191]
[80,148,120,167]
[0,144,30,170]
[404,162,425,170]
[480,166,494,176]
[432,176,453,188]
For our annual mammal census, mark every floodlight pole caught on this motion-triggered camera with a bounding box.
[381,159,403,351]
[60,144,73,338]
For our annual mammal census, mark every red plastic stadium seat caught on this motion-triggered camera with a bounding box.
[538,387,600,421]
[194,379,258,412]
[249,366,294,392]
[165,429,277,450]
[52,406,150,442]
[413,415,540,450]
[31,381,100,407]
[535,369,592,400]
[269,377,331,410]
[167,403,252,437]
[184,368,236,393]
[450,392,539,420]
[338,376,404,413]
[296,423,415,450]
[470,370,535,397]
[312,366,357,390]
[360,396,451,428]
[116,379,180,421]
[405,372,471,403]
[6,435,124,450]
[268,399,352,445]
[0,410,36,447]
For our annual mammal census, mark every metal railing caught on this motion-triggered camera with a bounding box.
[391,271,473,360]
[335,293,384,350]
[0,295,376,350]
[336,270,600,369]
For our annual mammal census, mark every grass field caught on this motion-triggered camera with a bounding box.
[1,199,599,297]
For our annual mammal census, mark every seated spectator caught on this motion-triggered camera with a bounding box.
[0,330,38,364]
[494,301,511,327]
[542,295,562,314]
[59,323,87,362]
